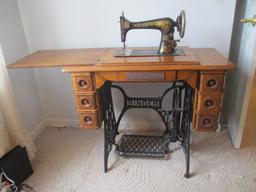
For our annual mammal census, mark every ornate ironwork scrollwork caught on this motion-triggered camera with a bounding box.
[99,80,193,178]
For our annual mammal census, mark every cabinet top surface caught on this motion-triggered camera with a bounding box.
[8,47,235,71]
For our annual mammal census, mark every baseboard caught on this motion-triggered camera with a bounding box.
[44,119,163,130]
[30,119,48,140]
[30,118,79,140]
[30,119,164,140]
[45,118,79,128]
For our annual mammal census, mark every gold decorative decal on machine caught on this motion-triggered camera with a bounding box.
[115,10,186,57]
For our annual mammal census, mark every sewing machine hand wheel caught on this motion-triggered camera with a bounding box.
[176,10,186,38]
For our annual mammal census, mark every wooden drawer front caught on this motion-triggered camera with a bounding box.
[79,111,101,129]
[126,72,164,81]
[195,113,219,131]
[75,93,96,110]
[72,74,94,92]
[197,93,221,113]
[116,71,176,81]
[200,74,224,92]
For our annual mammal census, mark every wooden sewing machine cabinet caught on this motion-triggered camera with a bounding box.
[9,47,235,132]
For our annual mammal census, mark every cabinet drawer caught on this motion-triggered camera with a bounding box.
[200,74,224,92]
[75,93,97,110]
[72,73,94,92]
[79,111,101,129]
[197,93,222,113]
[195,113,219,131]
[116,71,176,81]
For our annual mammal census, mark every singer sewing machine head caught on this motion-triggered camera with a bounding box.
[116,10,186,56]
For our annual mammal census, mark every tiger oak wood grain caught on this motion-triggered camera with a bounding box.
[8,47,235,131]
[8,48,109,68]
[8,48,235,71]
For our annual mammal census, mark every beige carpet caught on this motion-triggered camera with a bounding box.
[26,127,256,192]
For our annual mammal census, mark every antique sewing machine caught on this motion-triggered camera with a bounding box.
[115,10,186,56]
[9,9,235,178]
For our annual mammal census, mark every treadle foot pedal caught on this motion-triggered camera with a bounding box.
[116,135,166,158]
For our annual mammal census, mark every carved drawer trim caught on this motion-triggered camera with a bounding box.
[197,93,222,113]
[75,92,97,110]
[79,111,101,129]
[200,74,224,92]
[72,73,95,92]
[195,113,219,131]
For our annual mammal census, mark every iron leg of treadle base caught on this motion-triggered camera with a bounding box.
[101,81,118,173]
[185,129,190,178]
[104,125,108,173]
[104,154,108,173]
[182,122,191,178]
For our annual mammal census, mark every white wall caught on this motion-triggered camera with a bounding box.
[0,0,44,132]
[17,0,236,127]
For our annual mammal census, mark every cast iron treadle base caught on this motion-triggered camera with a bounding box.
[100,80,193,178]
[116,134,166,158]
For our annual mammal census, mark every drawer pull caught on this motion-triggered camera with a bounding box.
[202,118,212,126]
[195,114,219,131]
[206,79,217,88]
[200,74,224,92]
[78,79,89,88]
[198,94,221,113]
[205,99,214,108]
[84,116,93,125]
[81,98,90,108]
[79,111,101,129]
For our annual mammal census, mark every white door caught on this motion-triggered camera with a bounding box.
[223,0,256,148]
